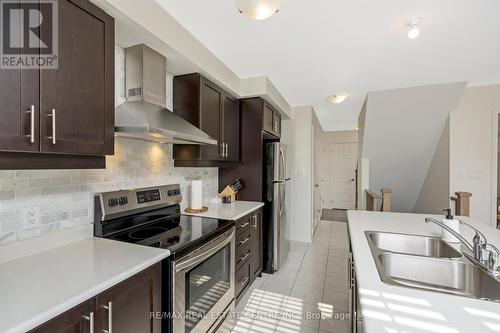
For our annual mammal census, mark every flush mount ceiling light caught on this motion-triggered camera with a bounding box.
[236,0,282,20]
[327,94,348,104]
[405,17,423,39]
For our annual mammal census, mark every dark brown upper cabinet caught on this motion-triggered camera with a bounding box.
[173,73,240,166]
[0,0,114,169]
[263,102,281,138]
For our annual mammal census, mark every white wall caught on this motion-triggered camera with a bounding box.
[413,118,450,214]
[362,82,466,212]
[282,106,314,243]
[318,131,358,208]
[450,84,500,225]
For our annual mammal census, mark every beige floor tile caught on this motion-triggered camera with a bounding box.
[324,275,349,292]
[322,289,349,311]
[289,284,324,304]
[266,268,299,285]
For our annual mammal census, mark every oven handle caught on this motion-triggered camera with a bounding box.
[175,229,235,273]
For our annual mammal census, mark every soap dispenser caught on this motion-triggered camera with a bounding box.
[441,208,460,243]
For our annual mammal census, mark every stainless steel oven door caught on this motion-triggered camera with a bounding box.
[173,229,235,333]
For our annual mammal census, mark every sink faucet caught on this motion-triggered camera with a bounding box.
[425,217,499,276]
[424,217,475,253]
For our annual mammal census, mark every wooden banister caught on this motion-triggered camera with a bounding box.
[365,190,379,211]
[365,188,392,212]
[380,188,392,212]
[450,191,472,217]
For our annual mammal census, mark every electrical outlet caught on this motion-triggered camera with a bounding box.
[22,207,40,229]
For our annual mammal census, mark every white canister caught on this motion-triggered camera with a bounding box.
[190,180,203,209]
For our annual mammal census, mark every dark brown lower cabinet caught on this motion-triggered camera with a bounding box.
[30,299,96,333]
[234,208,263,303]
[30,263,161,333]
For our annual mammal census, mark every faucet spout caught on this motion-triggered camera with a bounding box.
[424,217,475,252]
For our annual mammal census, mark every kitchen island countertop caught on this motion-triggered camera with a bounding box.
[348,210,500,333]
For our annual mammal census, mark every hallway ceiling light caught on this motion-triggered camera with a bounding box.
[405,17,423,39]
[236,0,282,20]
[328,94,348,104]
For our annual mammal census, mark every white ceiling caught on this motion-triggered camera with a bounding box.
[155,0,500,131]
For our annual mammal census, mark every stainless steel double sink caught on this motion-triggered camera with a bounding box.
[366,231,500,302]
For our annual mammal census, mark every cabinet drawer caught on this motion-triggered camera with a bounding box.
[235,264,250,298]
[236,230,252,251]
[236,246,251,271]
[235,215,252,231]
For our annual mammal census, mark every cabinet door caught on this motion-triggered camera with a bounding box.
[0,0,39,152]
[200,80,222,160]
[263,104,274,134]
[40,0,113,155]
[222,94,239,162]
[96,264,161,333]
[249,210,263,280]
[29,299,96,333]
[273,111,281,137]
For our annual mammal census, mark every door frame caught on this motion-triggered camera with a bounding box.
[490,109,500,228]
[329,142,358,210]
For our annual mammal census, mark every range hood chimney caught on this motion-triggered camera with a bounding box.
[115,44,217,145]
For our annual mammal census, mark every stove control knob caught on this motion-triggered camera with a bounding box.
[174,189,180,195]
[167,190,175,196]
[118,196,128,205]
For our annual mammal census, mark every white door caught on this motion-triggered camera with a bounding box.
[330,143,358,209]
[313,127,321,229]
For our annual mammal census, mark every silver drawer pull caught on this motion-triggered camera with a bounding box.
[238,222,250,229]
[102,301,112,333]
[240,276,249,286]
[47,109,56,144]
[81,312,94,333]
[26,105,35,143]
[239,237,250,246]
[239,251,250,263]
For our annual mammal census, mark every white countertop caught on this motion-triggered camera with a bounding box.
[347,210,500,333]
[183,201,264,221]
[0,237,170,333]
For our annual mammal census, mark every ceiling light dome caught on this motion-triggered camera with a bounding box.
[405,17,423,40]
[328,94,348,104]
[237,0,282,20]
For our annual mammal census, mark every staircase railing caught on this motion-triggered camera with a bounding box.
[365,188,392,212]
[450,191,472,217]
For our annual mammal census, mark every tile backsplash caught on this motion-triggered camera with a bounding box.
[0,139,218,246]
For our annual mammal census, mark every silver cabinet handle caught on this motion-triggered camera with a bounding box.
[102,301,112,333]
[26,105,35,143]
[240,276,249,286]
[239,251,250,263]
[47,108,56,144]
[82,312,94,333]
[238,222,250,229]
[252,214,258,228]
[225,143,229,158]
[239,237,250,246]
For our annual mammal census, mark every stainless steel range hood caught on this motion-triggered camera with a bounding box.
[115,44,217,145]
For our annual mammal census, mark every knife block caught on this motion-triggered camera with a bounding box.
[219,185,236,202]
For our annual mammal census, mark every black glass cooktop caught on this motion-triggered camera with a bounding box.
[107,211,233,260]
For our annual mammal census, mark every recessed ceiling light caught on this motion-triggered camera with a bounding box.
[405,17,423,40]
[236,0,282,20]
[328,94,348,104]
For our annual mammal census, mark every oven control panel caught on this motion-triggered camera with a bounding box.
[96,184,182,221]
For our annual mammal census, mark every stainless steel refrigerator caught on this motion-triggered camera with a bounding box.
[264,142,291,272]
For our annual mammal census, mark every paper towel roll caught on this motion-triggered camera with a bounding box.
[190,180,203,209]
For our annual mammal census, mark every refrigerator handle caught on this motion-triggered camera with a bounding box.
[279,147,286,180]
